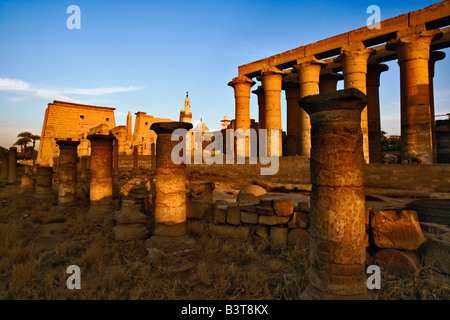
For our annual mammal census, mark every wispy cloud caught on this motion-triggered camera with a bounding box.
[0,77,143,102]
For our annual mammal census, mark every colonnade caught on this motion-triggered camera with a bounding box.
[229,30,446,164]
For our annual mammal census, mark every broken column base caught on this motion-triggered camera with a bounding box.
[145,231,195,264]
[88,204,113,223]
[300,285,371,300]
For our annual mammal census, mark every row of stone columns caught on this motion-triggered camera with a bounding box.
[229,30,444,164]
[1,147,17,183]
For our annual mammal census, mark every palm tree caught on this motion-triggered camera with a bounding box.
[14,137,31,154]
[15,132,33,159]
[30,134,41,150]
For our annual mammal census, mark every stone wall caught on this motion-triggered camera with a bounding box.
[185,157,450,193]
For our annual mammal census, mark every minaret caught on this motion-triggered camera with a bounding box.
[126,111,132,139]
[220,115,230,129]
[179,91,192,123]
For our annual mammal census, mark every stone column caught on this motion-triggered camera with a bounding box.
[386,30,441,164]
[146,122,194,255]
[252,85,266,130]
[282,73,301,156]
[429,51,446,163]
[56,140,80,208]
[262,67,284,156]
[335,45,374,163]
[319,72,343,94]
[366,63,389,163]
[20,174,35,194]
[87,134,116,222]
[151,142,156,169]
[133,145,138,171]
[228,75,255,157]
[35,165,54,201]
[293,58,327,158]
[80,156,88,179]
[113,139,119,175]
[0,156,8,180]
[8,147,17,182]
[298,88,368,300]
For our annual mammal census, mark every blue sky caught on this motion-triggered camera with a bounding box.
[0,0,449,148]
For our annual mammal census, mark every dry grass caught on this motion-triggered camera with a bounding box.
[0,185,449,300]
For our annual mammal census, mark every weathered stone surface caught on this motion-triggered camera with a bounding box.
[186,199,211,219]
[236,184,267,204]
[114,207,147,224]
[423,238,450,275]
[273,197,294,217]
[270,227,288,248]
[371,210,426,250]
[287,228,310,248]
[295,201,310,213]
[259,198,274,208]
[131,185,147,194]
[288,212,299,228]
[373,249,421,275]
[226,206,241,225]
[214,205,227,224]
[240,211,258,224]
[239,202,258,212]
[255,225,269,240]
[102,211,117,232]
[113,223,149,240]
[256,206,274,216]
[259,215,290,226]
[186,219,206,236]
[299,88,368,300]
[298,212,310,229]
[191,181,215,195]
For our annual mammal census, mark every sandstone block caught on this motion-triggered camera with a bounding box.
[287,228,310,248]
[114,207,147,224]
[273,197,294,217]
[256,206,274,216]
[298,212,310,229]
[186,219,206,236]
[295,201,310,213]
[239,202,258,212]
[214,205,227,224]
[373,249,421,275]
[259,197,274,208]
[186,199,210,219]
[226,206,241,225]
[423,238,450,275]
[270,227,288,248]
[240,211,258,224]
[255,225,269,240]
[113,223,149,240]
[236,184,267,204]
[371,210,426,250]
[288,212,299,229]
[259,215,290,226]
[191,181,215,195]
